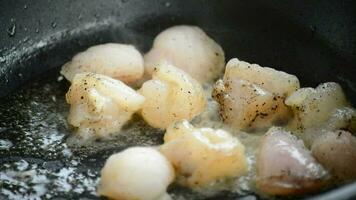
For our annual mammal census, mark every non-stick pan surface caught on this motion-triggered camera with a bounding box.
[0,0,356,199]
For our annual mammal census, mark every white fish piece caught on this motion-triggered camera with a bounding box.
[139,64,206,129]
[213,58,298,131]
[223,58,300,96]
[66,73,145,138]
[326,107,356,133]
[98,147,175,200]
[312,130,356,181]
[160,120,247,187]
[285,82,349,130]
[213,79,291,131]
[61,43,144,84]
[257,127,328,195]
[144,25,225,83]
[287,107,356,148]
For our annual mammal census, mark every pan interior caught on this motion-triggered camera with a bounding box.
[0,8,355,200]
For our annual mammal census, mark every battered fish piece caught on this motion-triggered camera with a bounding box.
[98,147,175,200]
[144,25,225,83]
[66,73,145,138]
[213,58,299,131]
[140,64,206,129]
[257,127,328,196]
[61,43,144,84]
[160,120,247,187]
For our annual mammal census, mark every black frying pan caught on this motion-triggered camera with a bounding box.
[1,0,356,199]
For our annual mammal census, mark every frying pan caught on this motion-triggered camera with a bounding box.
[0,0,356,199]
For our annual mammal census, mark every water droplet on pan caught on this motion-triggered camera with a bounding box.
[0,139,13,150]
[51,22,57,28]
[7,23,16,37]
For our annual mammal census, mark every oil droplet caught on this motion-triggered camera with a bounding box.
[165,2,171,7]
[23,37,29,42]
[57,76,64,82]
[35,28,39,33]
[51,22,57,28]
[24,4,28,9]
[310,25,316,33]
[7,23,16,37]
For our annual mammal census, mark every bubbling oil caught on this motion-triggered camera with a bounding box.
[0,71,261,200]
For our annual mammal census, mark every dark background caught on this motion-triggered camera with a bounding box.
[1,0,356,101]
